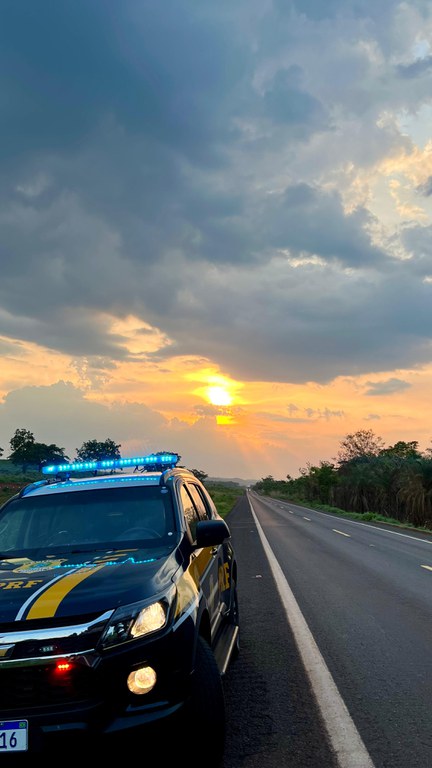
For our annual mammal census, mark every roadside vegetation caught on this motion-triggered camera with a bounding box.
[205,482,245,517]
[0,470,41,507]
[253,430,432,533]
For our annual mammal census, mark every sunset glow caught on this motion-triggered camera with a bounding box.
[207,387,233,407]
[1,2,432,482]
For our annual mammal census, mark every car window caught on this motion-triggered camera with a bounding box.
[179,484,201,542]
[186,483,211,521]
[0,485,175,553]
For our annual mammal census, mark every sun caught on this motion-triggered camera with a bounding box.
[207,386,233,406]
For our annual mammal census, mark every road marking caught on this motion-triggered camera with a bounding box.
[282,503,432,545]
[333,529,351,538]
[303,516,311,521]
[249,498,376,768]
[421,565,432,572]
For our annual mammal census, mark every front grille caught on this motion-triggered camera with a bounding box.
[0,662,97,710]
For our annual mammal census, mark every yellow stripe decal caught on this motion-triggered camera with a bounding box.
[175,548,212,619]
[26,565,106,619]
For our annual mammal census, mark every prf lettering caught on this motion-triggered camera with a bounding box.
[0,580,44,590]
[218,562,230,591]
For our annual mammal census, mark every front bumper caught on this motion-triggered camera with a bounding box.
[0,621,196,754]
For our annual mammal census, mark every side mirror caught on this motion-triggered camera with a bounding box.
[195,519,231,548]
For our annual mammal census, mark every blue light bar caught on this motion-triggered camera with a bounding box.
[42,452,180,475]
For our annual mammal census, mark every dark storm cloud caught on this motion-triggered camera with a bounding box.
[149,256,432,383]
[262,66,329,135]
[0,0,248,165]
[261,183,387,267]
[1,0,432,384]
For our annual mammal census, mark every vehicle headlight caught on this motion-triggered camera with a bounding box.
[100,587,176,649]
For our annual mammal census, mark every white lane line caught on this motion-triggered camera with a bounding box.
[303,516,311,521]
[421,565,432,572]
[249,498,375,768]
[333,529,351,538]
[286,504,432,545]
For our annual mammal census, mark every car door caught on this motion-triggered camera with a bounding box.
[178,481,225,640]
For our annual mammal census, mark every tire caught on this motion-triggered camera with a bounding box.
[190,636,226,765]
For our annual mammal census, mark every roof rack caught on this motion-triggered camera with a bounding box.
[41,452,181,478]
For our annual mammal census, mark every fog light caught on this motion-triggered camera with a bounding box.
[127,666,157,694]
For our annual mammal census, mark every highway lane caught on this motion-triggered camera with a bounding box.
[222,494,339,768]
[234,491,432,768]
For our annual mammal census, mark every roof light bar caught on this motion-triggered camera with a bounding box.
[42,453,180,476]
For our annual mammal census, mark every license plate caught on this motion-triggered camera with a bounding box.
[0,720,28,752]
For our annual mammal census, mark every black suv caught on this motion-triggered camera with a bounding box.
[0,452,239,762]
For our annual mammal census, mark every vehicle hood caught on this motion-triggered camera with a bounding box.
[0,545,181,623]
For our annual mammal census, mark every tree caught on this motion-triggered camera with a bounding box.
[76,438,121,462]
[37,444,70,470]
[423,439,432,458]
[307,461,338,504]
[397,458,432,527]
[380,441,421,460]
[0,445,3,458]
[335,429,385,465]
[9,434,69,472]
[191,469,208,482]
[10,428,35,454]
[9,428,36,471]
[255,475,276,494]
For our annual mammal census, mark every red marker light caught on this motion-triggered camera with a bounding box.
[55,661,72,673]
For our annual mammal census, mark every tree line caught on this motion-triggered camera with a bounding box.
[253,429,432,530]
[0,428,122,472]
[0,428,208,480]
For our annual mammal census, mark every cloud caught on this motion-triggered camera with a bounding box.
[397,56,432,79]
[417,177,432,196]
[304,407,345,419]
[0,0,432,389]
[193,404,243,417]
[262,66,329,136]
[364,378,412,395]
[256,412,311,423]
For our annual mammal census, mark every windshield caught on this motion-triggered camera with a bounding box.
[0,485,177,556]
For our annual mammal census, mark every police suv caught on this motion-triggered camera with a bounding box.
[0,452,239,761]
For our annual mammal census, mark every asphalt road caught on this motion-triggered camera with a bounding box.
[221,492,432,768]
[222,493,339,768]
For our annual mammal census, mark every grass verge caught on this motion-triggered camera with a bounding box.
[206,483,245,518]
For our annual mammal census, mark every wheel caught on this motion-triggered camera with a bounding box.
[190,636,226,766]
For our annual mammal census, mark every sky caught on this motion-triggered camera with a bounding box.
[1,0,432,482]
